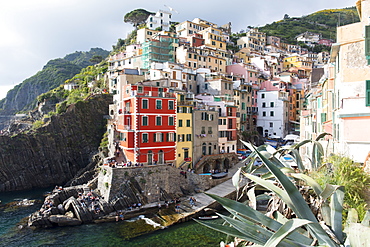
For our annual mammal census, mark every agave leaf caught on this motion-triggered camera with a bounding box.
[312,141,324,169]
[264,219,314,247]
[320,184,341,201]
[240,140,339,246]
[273,211,289,225]
[289,173,323,196]
[218,214,272,244]
[291,139,311,150]
[321,201,332,227]
[290,149,306,172]
[345,223,370,247]
[247,186,257,210]
[330,186,344,243]
[209,192,313,245]
[344,208,359,233]
[194,219,262,244]
[315,132,331,141]
[232,168,242,190]
[361,210,370,226]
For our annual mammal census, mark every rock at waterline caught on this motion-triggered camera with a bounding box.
[49,215,82,226]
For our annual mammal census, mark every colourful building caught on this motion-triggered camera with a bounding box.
[176,92,194,168]
[115,84,177,165]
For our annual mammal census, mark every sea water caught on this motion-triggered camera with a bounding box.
[0,189,226,247]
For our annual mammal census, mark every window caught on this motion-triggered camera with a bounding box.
[142,116,148,126]
[262,111,266,117]
[270,111,274,116]
[261,93,265,99]
[201,126,206,134]
[142,99,148,109]
[186,134,192,141]
[138,86,143,93]
[208,127,213,134]
[269,122,273,127]
[366,80,370,106]
[270,102,274,107]
[154,133,163,142]
[156,100,162,109]
[178,119,183,127]
[156,116,162,125]
[186,119,191,127]
[168,101,174,110]
[241,102,246,110]
[142,133,148,143]
[169,116,174,126]
[167,133,175,142]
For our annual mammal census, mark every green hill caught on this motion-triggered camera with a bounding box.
[259,7,359,44]
[0,48,109,115]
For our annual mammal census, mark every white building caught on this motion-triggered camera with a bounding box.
[146,10,172,31]
[257,90,289,138]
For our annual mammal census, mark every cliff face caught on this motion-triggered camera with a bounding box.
[0,94,112,192]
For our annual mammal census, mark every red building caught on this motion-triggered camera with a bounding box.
[117,84,177,165]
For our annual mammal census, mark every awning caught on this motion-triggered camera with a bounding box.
[289,120,300,124]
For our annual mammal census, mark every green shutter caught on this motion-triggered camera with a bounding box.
[321,113,327,123]
[365,26,370,57]
[366,80,370,106]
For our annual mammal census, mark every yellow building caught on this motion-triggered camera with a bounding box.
[176,46,226,73]
[283,55,313,70]
[176,93,194,168]
[198,27,227,51]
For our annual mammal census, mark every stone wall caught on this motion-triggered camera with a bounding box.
[97,165,225,209]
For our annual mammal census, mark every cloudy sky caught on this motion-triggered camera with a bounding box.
[0,0,355,99]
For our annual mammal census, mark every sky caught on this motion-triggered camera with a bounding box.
[0,0,356,100]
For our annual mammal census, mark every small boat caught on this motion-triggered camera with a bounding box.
[198,215,219,220]
[211,172,228,179]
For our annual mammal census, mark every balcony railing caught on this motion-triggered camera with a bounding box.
[131,90,176,98]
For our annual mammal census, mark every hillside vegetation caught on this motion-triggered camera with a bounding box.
[259,7,359,44]
[0,48,109,115]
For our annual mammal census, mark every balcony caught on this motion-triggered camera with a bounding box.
[178,100,193,106]
[131,90,176,98]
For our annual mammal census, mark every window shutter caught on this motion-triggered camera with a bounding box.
[365,26,370,64]
[366,80,370,106]
[321,113,327,122]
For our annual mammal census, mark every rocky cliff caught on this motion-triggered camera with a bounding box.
[0,94,112,192]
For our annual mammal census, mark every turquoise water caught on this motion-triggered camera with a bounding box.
[0,189,226,247]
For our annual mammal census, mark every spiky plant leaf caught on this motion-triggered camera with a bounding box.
[194,219,262,244]
[206,193,313,245]
[289,173,323,196]
[315,132,331,141]
[361,210,370,227]
[264,219,314,247]
[329,186,344,242]
[240,140,339,246]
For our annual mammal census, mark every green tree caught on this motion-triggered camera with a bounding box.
[124,9,153,28]
[89,55,103,64]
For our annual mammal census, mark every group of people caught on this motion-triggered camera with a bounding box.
[189,197,197,207]
[77,190,101,214]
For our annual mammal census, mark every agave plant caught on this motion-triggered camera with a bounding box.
[196,138,370,246]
